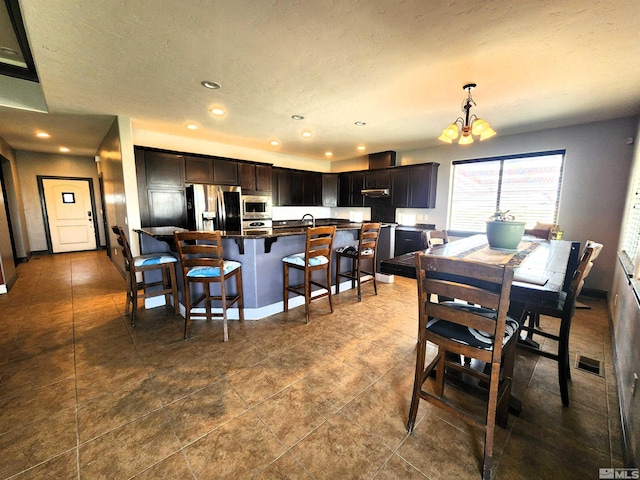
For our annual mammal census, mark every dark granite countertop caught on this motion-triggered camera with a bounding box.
[136,222,393,241]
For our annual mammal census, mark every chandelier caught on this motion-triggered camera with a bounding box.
[438,83,496,145]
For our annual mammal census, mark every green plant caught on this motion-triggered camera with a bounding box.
[489,210,516,222]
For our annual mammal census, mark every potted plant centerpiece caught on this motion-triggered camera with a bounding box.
[486,210,526,250]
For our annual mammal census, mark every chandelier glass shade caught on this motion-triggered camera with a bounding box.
[438,83,496,145]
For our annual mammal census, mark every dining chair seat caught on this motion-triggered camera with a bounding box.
[428,302,520,350]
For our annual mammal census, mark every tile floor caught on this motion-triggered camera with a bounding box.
[0,250,624,479]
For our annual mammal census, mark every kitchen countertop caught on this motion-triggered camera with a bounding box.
[136,222,393,242]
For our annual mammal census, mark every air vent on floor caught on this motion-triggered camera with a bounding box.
[575,354,603,376]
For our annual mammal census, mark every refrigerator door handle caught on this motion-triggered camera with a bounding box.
[218,187,226,230]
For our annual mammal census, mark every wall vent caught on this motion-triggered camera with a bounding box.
[575,354,603,376]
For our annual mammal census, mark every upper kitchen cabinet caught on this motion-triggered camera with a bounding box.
[140,149,185,188]
[338,171,365,207]
[391,163,439,208]
[185,156,213,183]
[135,147,187,228]
[212,157,238,185]
[272,168,291,206]
[184,155,238,185]
[272,167,321,206]
[322,174,339,207]
[238,162,272,193]
[364,169,390,189]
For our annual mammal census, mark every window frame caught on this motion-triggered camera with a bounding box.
[448,150,565,236]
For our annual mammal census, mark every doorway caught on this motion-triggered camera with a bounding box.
[39,177,98,253]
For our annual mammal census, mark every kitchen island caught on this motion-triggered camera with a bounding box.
[136,221,395,319]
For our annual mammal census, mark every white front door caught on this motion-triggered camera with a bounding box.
[43,178,97,253]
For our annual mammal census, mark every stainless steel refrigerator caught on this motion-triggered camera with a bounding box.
[186,184,242,231]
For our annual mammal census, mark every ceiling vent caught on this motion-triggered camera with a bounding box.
[368,151,396,169]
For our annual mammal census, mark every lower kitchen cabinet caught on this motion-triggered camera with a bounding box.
[394,228,425,256]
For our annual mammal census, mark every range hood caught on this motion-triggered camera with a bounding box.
[361,188,390,197]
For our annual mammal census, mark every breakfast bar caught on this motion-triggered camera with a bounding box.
[136,222,394,319]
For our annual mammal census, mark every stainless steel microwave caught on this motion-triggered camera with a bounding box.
[242,194,272,220]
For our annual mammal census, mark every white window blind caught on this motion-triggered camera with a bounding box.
[621,156,640,266]
[449,152,564,232]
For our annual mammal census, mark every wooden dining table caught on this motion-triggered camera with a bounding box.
[381,234,581,415]
[380,234,580,308]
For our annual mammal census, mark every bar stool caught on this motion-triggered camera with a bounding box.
[335,222,381,301]
[283,225,336,324]
[111,225,179,326]
[174,230,244,341]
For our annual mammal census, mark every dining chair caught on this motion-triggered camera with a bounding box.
[111,225,179,326]
[407,253,518,480]
[174,230,244,341]
[335,222,381,302]
[517,240,603,406]
[422,229,449,249]
[283,225,336,323]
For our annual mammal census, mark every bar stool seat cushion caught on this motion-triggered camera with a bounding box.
[335,245,374,256]
[427,302,520,350]
[186,260,242,278]
[283,253,328,267]
[133,254,178,266]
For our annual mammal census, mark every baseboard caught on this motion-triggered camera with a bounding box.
[579,288,607,299]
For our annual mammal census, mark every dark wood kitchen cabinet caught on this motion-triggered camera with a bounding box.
[135,148,187,228]
[272,167,321,206]
[185,156,213,183]
[238,162,272,193]
[338,172,365,207]
[184,155,239,185]
[322,174,339,207]
[212,157,238,185]
[391,163,439,208]
[394,228,426,256]
[365,169,390,189]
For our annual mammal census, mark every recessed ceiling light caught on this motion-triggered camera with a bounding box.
[301,131,312,138]
[270,140,280,146]
[325,152,333,157]
[291,115,304,120]
[201,81,221,89]
[355,121,366,126]
[187,123,198,130]
[36,132,50,138]
[59,147,70,153]
[210,107,225,116]
[357,145,366,151]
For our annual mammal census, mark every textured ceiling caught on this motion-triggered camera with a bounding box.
[0,0,638,160]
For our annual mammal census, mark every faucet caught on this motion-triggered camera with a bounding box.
[301,213,315,227]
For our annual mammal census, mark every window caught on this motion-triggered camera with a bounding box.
[621,155,640,267]
[449,151,564,232]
